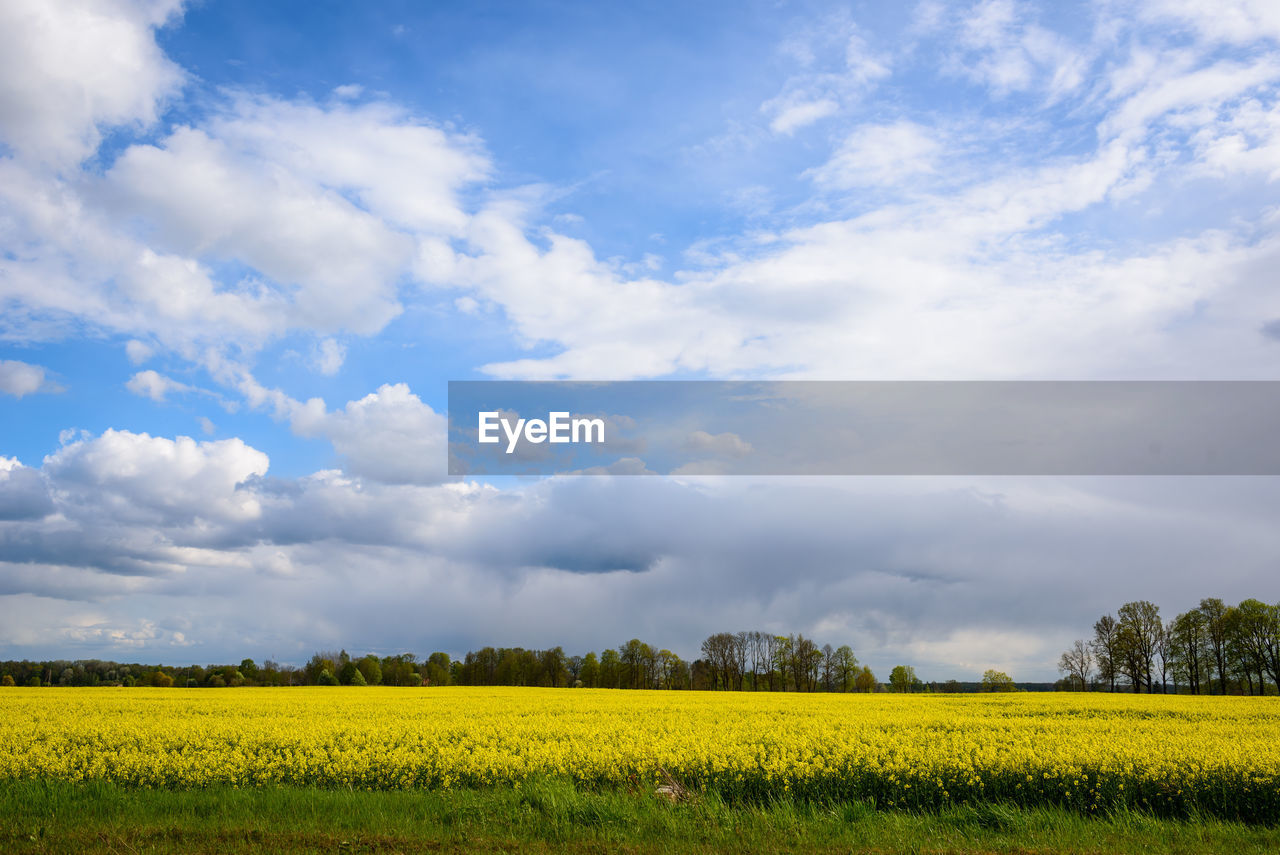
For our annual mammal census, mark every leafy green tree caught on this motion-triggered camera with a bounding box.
[658,649,689,689]
[834,645,858,692]
[337,661,361,685]
[426,652,452,687]
[1,675,14,687]
[1232,599,1279,695]
[888,665,916,693]
[305,653,337,685]
[580,652,600,688]
[381,653,419,686]
[599,648,620,689]
[853,666,876,692]
[316,668,339,686]
[356,655,382,686]
[981,669,1016,692]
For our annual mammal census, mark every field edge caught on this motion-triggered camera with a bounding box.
[4,778,1280,855]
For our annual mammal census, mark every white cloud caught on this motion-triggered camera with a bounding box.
[291,383,449,485]
[0,5,489,379]
[0,457,54,520]
[760,24,890,135]
[945,0,1088,99]
[769,99,839,135]
[126,369,192,402]
[209,94,489,234]
[125,340,154,365]
[1140,0,1280,45]
[807,120,941,189]
[0,359,51,397]
[0,0,185,167]
[43,429,269,524]
[104,126,412,336]
[310,338,346,376]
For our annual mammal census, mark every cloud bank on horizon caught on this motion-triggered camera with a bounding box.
[1,0,1279,678]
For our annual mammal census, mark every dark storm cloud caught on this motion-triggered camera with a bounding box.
[0,465,54,520]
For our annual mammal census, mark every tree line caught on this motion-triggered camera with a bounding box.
[9,602,1276,695]
[0,651,437,689]
[1058,597,1280,694]
[1,632,881,692]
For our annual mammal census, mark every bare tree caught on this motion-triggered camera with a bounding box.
[791,634,820,691]
[1091,615,1120,692]
[1169,607,1206,694]
[733,632,751,691]
[700,633,737,690]
[820,644,835,692]
[764,634,781,691]
[1057,639,1093,690]
[1200,597,1230,695]
[748,631,766,691]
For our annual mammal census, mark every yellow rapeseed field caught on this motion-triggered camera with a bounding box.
[2,687,1277,821]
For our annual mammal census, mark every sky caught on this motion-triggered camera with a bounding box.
[1,0,1279,680]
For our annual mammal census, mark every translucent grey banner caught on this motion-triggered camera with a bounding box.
[447,381,1280,476]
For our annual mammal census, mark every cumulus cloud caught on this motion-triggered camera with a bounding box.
[1,37,489,376]
[0,458,55,520]
[42,429,269,525]
[291,383,449,485]
[0,359,53,397]
[0,0,185,167]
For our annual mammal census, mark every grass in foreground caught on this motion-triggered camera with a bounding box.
[3,779,1279,854]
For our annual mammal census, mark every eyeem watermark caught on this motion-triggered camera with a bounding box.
[450,380,1280,475]
[478,411,605,454]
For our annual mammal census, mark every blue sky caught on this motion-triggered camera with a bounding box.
[2,0,1280,677]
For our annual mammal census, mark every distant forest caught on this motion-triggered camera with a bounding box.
[4,597,1277,695]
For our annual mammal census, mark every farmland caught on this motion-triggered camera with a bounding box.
[3,687,1278,823]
